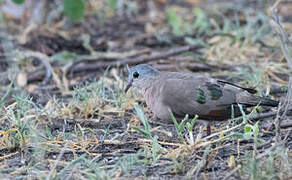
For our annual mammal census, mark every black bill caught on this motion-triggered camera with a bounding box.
[125,80,133,93]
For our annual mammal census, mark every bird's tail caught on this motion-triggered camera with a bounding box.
[236,92,279,107]
[257,97,279,107]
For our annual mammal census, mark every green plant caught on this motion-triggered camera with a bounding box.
[0,82,13,108]
[131,104,164,166]
[193,8,210,33]
[142,135,163,165]
[186,115,198,145]
[63,0,85,21]
[81,34,95,55]
[10,0,85,21]
[231,65,267,95]
[167,7,210,36]
[169,111,199,144]
[171,154,185,174]
[111,152,146,176]
[240,146,290,180]
[131,103,152,139]
[167,8,183,36]
[107,0,119,10]
[169,111,187,143]
[69,67,124,118]
[150,136,162,164]
[56,155,107,179]
[12,0,25,4]
[186,145,211,178]
[51,51,78,64]
[1,91,45,151]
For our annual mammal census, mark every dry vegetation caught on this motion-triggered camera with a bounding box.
[0,0,291,179]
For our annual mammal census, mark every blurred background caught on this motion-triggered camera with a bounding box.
[0,0,291,179]
[0,0,291,95]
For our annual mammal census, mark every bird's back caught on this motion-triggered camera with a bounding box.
[151,72,278,121]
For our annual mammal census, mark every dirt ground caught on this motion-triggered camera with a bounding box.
[0,0,291,179]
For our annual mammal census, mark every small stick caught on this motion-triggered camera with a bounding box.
[27,45,202,82]
[270,4,292,140]
[222,165,241,180]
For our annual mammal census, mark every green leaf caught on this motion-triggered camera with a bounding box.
[233,132,244,139]
[244,124,253,133]
[51,51,78,63]
[193,7,209,31]
[193,7,203,17]
[243,132,253,139]
[169,109,179,130]
[0,82,13,107]
[133,103,152,139]
[253,121,259,137]
[134,103,149,129]
[46,125,53,139]
[167,8,182,36]
[280,85,288,92]
[184,37,209,48]
[238,104,248,122]
[131,126,151,138]
[186,122,191,131]
[81,34,94,54]
[169,109,185,143]
[231,104,235,120]
[186,115,198,131]
[107,0,118,10]
[233,132,252,139]
[12,0,25,4]
[63,0,85,21]
[178,114,188,132]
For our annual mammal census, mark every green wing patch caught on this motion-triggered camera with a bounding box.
[196,88,206,104]
[207,84,223,100]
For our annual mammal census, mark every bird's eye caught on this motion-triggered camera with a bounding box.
[133,72,139,78]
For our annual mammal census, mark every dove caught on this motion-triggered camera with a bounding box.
[125,64,278,134]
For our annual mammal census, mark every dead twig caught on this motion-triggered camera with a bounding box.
[154,62,229,72]
[274,84,292,141]
[249,106,292,121]
[280,121,292,129]
[222,165,241,180]
[270,4,292,141]
[27,44,202,82]
[70,44,201,72]
[256,141,285,159]
[270,2,292,140]
[103,139,182,147]
[270,8,292,70]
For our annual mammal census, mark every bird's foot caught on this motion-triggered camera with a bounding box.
[203,125,215,136]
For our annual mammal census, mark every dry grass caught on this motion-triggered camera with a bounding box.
[0,0,291,179]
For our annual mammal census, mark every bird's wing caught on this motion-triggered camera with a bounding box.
[159,77,249,120]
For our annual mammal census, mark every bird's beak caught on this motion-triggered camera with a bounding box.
[125,79,133,93]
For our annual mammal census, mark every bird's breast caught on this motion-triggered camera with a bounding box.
[144,87,156,111]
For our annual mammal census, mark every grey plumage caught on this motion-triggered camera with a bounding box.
[126,64,279,122]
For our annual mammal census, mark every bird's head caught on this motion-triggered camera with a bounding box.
[125,64,159,93]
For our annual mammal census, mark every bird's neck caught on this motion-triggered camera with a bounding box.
[139,76,158,94]
[143,82,159,111]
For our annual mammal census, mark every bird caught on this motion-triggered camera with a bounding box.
[125,64,279,135]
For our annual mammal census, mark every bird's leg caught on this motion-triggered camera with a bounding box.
[201,120,213,136]
[207,124,211,136]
